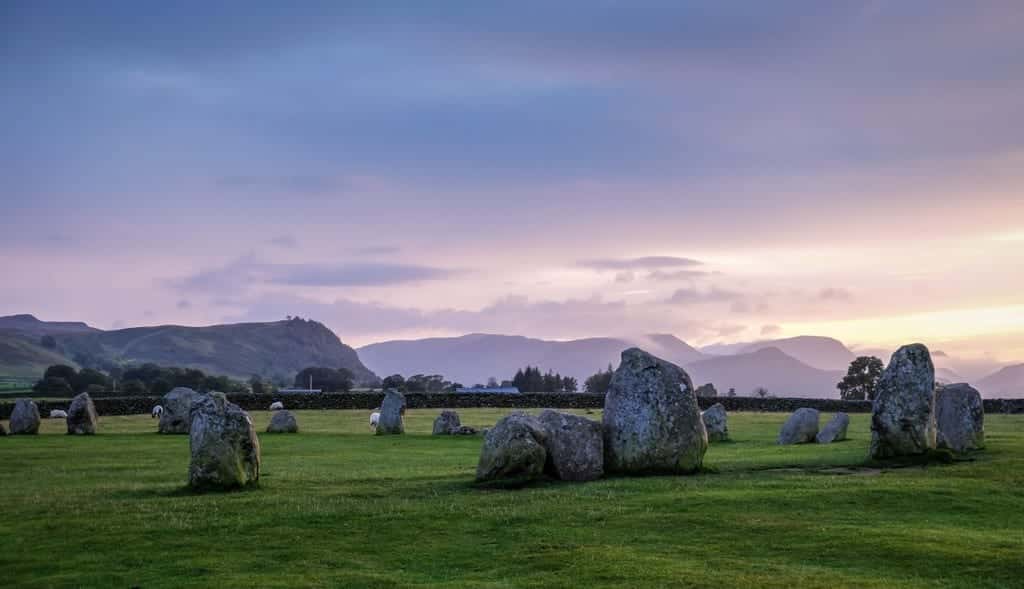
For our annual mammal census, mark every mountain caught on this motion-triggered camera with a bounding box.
[741,336,855,371]
[358,333,705,386]
[975,364,1024,398]
[0,315,377,385]
[685,347,844,398]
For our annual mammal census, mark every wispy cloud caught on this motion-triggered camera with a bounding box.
[666,286,742,305]
[579,256,702,270]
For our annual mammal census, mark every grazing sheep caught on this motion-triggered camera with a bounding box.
[50,409,68,419]
[369,411,381,432]
[269,401,284,411]
[151,405,163,419]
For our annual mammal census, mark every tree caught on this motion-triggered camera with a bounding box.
[753,386,769,398]
[562,376,578,393]
[585,364,615,394]
[121,379,148,394]
[294,367,353,392]
[44,364,77,382]
[33,376,72,395]
[837,356,884,401]
[695,383,718,398]
[249,375,266,395]
[382,374,406,392]
[727,387,736,398]
[72,368,109,392]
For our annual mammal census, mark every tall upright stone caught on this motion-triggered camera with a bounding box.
[603,348,708,474]
[816,412,850,444]
[66,392,98,435]
[159,387,201,434]
[9,399,41,435]
[701,403,729,442]
[870,344,936,459]
[935,383,984,453]
[375,390,406,435]
[189,393,260,490]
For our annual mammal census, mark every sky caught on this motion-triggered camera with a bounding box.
[2,1,1023,373]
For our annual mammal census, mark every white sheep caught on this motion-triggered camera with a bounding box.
[369,411,380,432]
[50,409,68,419]
[151,405,163,419]
[269,401,284,411]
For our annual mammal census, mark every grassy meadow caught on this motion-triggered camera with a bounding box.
[1,409,1022,588]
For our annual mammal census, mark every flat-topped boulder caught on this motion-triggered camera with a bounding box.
[935,383,984,453]
[603,348,708,474]
[432,410,462,435]
[476,413,548,483]
[778,408,819,444]
[375,390,406,435]
[538,409,603,481]
[870,344,936,459]
[266,410,299,434]
[189,393,261,490]
[701,403,729,442]
[67,392,98,435]
[10,399,40,435]
[159,387,201,434]
[816,412,849,444]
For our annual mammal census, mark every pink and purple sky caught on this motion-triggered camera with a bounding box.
[2,1,1023,368]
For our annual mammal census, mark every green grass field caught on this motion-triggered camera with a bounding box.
[1,409,1021,588]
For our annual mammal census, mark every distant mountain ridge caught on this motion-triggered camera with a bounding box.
[0,315,377,384]
[976,364,1024,397]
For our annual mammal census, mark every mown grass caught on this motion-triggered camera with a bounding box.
[1,410,1022,588]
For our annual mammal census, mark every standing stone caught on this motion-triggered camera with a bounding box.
[777,408,820,445]
[375,390,406,435]
[266,410,299,434]
[538,409,603,481]
[189,393,260,490]
[816,412,850,444]
[935,383,984,452]
[433,410,462,435]
[159,387,201,434]
[9,399,41,435]
[66,392,98,435]
[603,348,708,474]
[701,403,729,442]
[870,344,936,459]
[476,413,548,483]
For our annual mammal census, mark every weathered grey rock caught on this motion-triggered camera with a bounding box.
[935,383,984,452]
[816,412,849,444]
[777,408,820,444]
[603,348,708,474]
[375,390,406,435]
[9,399,40,435]
[49,409,68,419]
[432,410,462,435]
[870,344,936,459]
[67,392,98,435]
[538,409,603,481]
[159,387,201,434]
[701,403,729,442]
[266,410,298,434]
[476,413,548,482]
[452,425,479,435]
[189,393,260,490]
[269,401,284,411]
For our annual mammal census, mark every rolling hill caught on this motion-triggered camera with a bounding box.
[975,364,1024,398]
[0,315,377,385]
[686,347,844,398]
[740,336,855,371]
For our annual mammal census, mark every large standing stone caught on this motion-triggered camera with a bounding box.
[476,413,548,483]
[603,348,708,474]
[159,387,201,434]
[266,410,299,434]
[816,412,849,444]
[67,392,98,435]
[189,393,260,490]
[375,390,406,435]
[777,408,820,444]
[935,383,984,452]
[537,409,603,481]
[701,403,729,442]
[870,344,936,459]
[9,399,40,435]
[432,410,462,435]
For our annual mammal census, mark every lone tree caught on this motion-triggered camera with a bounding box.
[836,356,884,400]
[584,364,615,394]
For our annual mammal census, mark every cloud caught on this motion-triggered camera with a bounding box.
[614,271,635,284]
[579,256,702,270]
[266,235,298,248]
[176,299,191,310]
[761,324,782,336]
[666,286,742,305]
[647,269,710,281]
[174,254,462,293]
[818,287,853,302]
